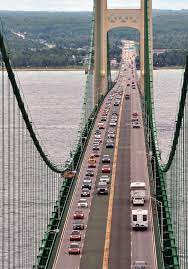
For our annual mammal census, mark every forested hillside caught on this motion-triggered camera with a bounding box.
[0,10,187,67]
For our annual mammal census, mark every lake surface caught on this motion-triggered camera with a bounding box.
[15,69,183,163]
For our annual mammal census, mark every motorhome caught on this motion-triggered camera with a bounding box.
[132,209,148,230]
[130,182,146,205]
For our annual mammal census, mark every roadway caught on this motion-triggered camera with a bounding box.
[52,70,123,269]
[52,41,158,269]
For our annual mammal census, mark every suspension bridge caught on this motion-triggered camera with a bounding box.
[0,0,187,268]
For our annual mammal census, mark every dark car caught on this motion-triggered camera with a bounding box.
[102,155,111,163]
[81,188,90,197]
[73,221,85,230]
[106,142,114,148]
[93,145,100,151]
[85,169,94,177]
[101,117,107,122]
[82,182,92,190]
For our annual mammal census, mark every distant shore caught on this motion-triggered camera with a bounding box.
[0,66,183,71]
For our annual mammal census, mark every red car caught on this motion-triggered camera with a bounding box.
[132,112,138,117]
[69,243,81,255]
[102,165,111,173]
[98,122,105,129]
[73,210,84,219]
[70,230,81,241]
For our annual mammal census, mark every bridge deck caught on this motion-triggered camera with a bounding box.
[52,42,158,269]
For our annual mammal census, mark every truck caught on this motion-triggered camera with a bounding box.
[130,182,146,205]
[132,209,148,230]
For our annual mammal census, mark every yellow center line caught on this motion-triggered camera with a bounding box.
[102,92,125,269]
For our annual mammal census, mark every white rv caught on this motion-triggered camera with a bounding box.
[130,182,146,205]
[132,209,148,230]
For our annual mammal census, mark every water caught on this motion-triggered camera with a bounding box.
[15,69,183,163]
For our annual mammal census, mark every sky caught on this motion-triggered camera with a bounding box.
[0,0,187,11]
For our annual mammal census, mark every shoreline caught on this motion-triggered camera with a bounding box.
[0,66,183,71]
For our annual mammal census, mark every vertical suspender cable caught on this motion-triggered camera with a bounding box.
[7,78,11,269]
[1,61,5,269]
[12,84,16,268]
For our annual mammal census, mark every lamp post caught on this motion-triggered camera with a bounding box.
[150,196,163,252]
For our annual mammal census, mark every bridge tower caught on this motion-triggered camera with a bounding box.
[94,0,153,104]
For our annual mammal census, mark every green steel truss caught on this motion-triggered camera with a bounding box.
[144,0,188,268]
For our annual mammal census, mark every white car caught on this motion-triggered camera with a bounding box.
[78,198,88,208]
[99,175,110,184]
[132,121,141,129]
[94,134,101,139]
[110,121,117,127]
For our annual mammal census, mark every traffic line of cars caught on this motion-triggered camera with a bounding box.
[68,87,123,255]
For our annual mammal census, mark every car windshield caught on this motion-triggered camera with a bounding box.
[71,230,80,235]
[70,243,79,248]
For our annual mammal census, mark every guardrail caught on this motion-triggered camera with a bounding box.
[140,92,165,269]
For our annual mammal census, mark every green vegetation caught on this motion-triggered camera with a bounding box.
[0,10,187,68]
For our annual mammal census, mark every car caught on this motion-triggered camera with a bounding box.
[94,134,101,139]
[132,261,147,269]
[108,133,115,139]
[85,169,94,177]
[106,141,114,148]
[92,151,100,157]
[102,112,108,116]
[93,142,100,147]
[101,117,107,122]
[88,162,96,168]
[81,188,90,197]
[73,221,85,230]
[112,112,118,116]
[132,86,136,89]
[94,138,102,144]
[95,129,101,134]
[68,243,81,255]
[93,145,100,151]
[109,121,117,127]
[102,155,111,163]
[82,182,92,190]
[132,121,141,128]
[99,175,110,184]
[70,230,81,241]
[125,94,130,100]
[83,178,92,184]
[98,122,105,129]
[127,83,130,86]
[97,182,108,195]
[108,130,115,135]
[111,118,117,123]
[114,102,119,106]
[132,112,138,117]
[102,165,111,173]
[78,198,88,208]
[73,210,84,219]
